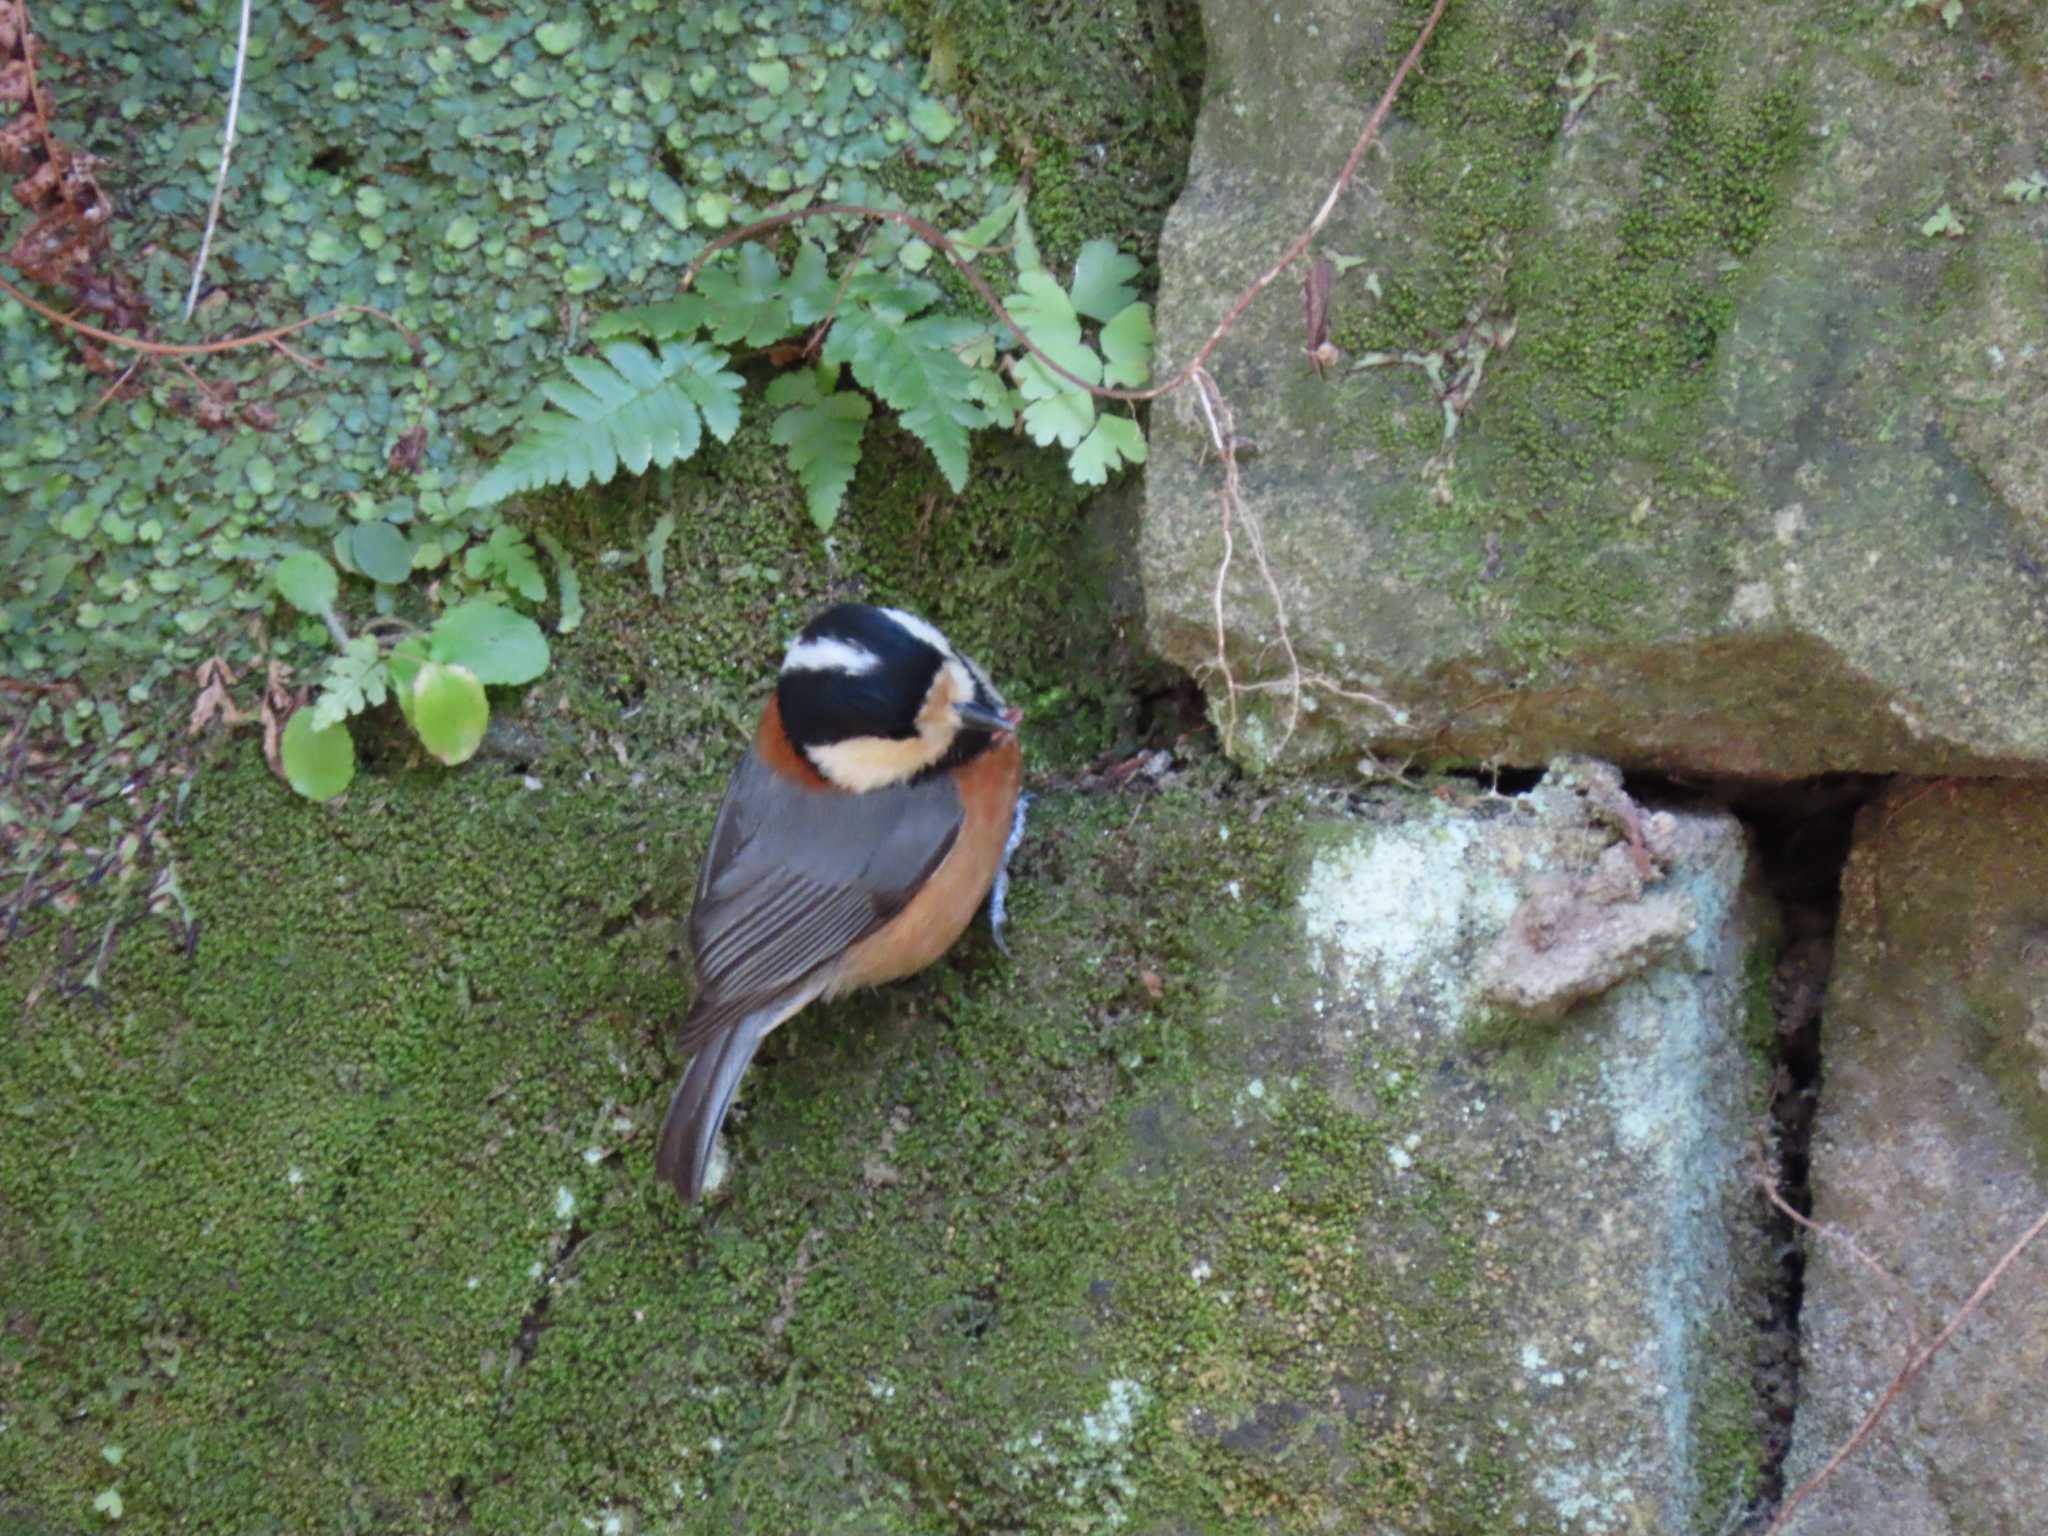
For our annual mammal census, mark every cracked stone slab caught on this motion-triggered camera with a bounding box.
[1249,761,1777,1530]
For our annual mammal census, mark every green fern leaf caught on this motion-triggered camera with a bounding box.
[1005,272,1087,358]
[1013,204,1044,276]
[466,339,740,509]
[589,295,710,340]
[1019,377,1098,449]
[670,341,745,443]
[697,245,799,347]
[840,268,942,325]
[309,636,389,731]
[1067,414,1148,487]
[823,308,987,490]
[962,369,1018,430]
[1069,240,1142,323]
[786,242,838,324]
[1006,272,1102,450]
[1100,302,1154,389]
[463,525,547,603]
[946,188,1023,265]
[766,364,872,533]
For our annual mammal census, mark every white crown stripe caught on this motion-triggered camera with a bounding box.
[880,607,952,656]
[781,636,880,675]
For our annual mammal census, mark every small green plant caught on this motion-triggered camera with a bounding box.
[272,550,549,800]
[467,203,1154,532]
[1899,0,1965,27]
[1919,202,1966,239]
[2002,171,2048,204]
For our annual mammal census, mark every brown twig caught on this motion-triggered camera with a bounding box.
[0,273,419,359]
[1152,0,1451,402]
[266,335,325,374]
[1189,368,1245,749]
[1753,1157,1921,1355]
[84,353,145,416]
[1764,1201,2048,1534]
[174,357,231,406]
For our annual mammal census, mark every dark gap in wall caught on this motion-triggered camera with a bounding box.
[1626,770,1886,1525]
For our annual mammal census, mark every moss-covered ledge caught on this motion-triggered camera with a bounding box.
[2,742,1778,1532]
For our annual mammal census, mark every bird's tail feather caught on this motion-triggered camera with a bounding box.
[656,1006,783,1201]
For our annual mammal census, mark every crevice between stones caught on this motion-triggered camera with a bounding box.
[1624,770,1886,1529]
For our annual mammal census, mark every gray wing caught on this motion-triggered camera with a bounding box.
[677,749,963,1052]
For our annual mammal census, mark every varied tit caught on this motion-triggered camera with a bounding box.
[656,603,1024,1202]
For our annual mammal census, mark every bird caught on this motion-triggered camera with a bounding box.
[655,602,1024,1202]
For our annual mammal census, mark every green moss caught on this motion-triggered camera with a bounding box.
[1327,0,1811,675]
[1688,1355,1766,1532]
[0,744,688,1530]
[0,711,1556,1532]
[1741,941,1782,1070]
[886,0,1207,270]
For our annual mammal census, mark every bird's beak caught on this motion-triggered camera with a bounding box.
[956,700,1021,734]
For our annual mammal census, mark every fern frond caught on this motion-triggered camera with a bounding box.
[465,339,742,510]
[823,309,987,490]
[766,364,872,533]
[1006,272,1102,451]
[1068,240,1142,323]
[1100,302,1154,389]
[1067,414,1147,487]
[308,636,388,731]
[463,525,546,602]
[589,295,710,340]
[697,245,801,347]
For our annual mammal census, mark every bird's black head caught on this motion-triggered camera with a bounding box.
[776,604,1013,791]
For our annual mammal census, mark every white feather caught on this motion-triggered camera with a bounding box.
[782,635,879,675]
[880,607,954,656]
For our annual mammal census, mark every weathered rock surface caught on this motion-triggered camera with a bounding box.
[1783,781,2048,1535]
[1143,0,2048,776]
[1215,761,1778,1531]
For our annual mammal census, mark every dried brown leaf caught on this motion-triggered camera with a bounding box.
[388,424,427,473]
[187,656,248,737]
[1301,253,1333,377]
[259,661,297,781]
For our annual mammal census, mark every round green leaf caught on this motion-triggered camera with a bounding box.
[281,710,356,801]
[909,99,957,144]
[274,551,339,614]
[350,522,413,584]
[534,19,582,55]
[428,601,549,685]
[747,60,791,95]
[410,662,489,766]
